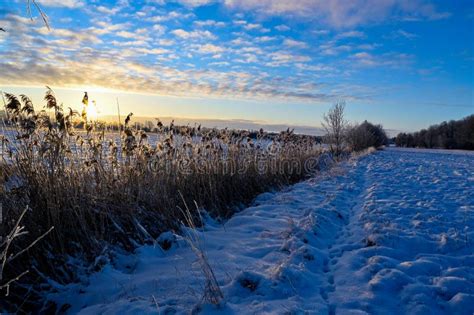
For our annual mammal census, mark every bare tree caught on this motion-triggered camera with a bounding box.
[322,101,347,157]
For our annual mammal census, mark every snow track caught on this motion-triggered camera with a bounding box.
[52,148,474,314]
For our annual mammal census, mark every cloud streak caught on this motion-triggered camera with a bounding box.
[223,0,450,28]
[37,0,84,8]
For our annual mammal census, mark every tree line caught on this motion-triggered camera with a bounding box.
[395,115,474,150]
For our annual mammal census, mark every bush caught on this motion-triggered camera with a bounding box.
[346,121,388,152]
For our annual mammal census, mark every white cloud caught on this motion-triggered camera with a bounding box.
[391,29,418,39]
[194,20,226,27]
[96,5,121,15]
[283,38,308,49]
[222,0,450,28]
[275,24,290,31]
[147,0,165,4]
[174,0,215,7]
[243,23,261,30]
[171,29,216,40]
[351,52,413,67]
[255,36,278,42]
[357,43,378,50]
[146,11,194,23]
[91,21,131,35]
[234,19,269,32]
[335,31,366,40]
[295,63,333,72]
[37,0,84,8]
[35,26,103,45]
[116,31,136,39]
[158,39,175,46]
[320,43,352,56]
[313,30,330,36]
[134,48,170,55]
[230,38,246,45]
[152,24,166,35]
[197,43,225,54]
[240,46,264,54]
[269,51,311,66]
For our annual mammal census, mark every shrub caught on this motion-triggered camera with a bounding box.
[346,121,388,152]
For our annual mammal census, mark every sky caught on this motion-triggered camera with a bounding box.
[0,0,473,134]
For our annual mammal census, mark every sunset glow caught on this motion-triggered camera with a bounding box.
[86,102,98,120]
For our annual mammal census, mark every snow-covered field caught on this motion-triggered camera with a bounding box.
[51,148,474,314]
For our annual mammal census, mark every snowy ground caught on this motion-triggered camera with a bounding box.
[51,148,474,314]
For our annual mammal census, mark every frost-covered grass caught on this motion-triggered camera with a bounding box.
[49,148,474,314]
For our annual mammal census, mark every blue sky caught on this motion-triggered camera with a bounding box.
[0,0,473,133]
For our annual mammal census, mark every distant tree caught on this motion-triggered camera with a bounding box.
[395,114,474,150]
[395,133,407,147]
[322,101,347,157]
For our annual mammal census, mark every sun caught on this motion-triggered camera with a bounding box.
[86,103,98,120]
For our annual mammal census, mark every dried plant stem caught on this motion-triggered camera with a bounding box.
[27,0,50,29]
[1,206,53,296]
[179,193,224,306]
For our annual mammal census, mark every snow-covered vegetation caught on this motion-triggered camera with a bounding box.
[49,148,474,314]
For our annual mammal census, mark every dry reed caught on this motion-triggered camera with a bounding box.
[0,88,322,312]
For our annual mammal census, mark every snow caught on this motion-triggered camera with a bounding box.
[50,148,474,314]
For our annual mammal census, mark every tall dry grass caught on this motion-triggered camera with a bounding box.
[0,88,322,311]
